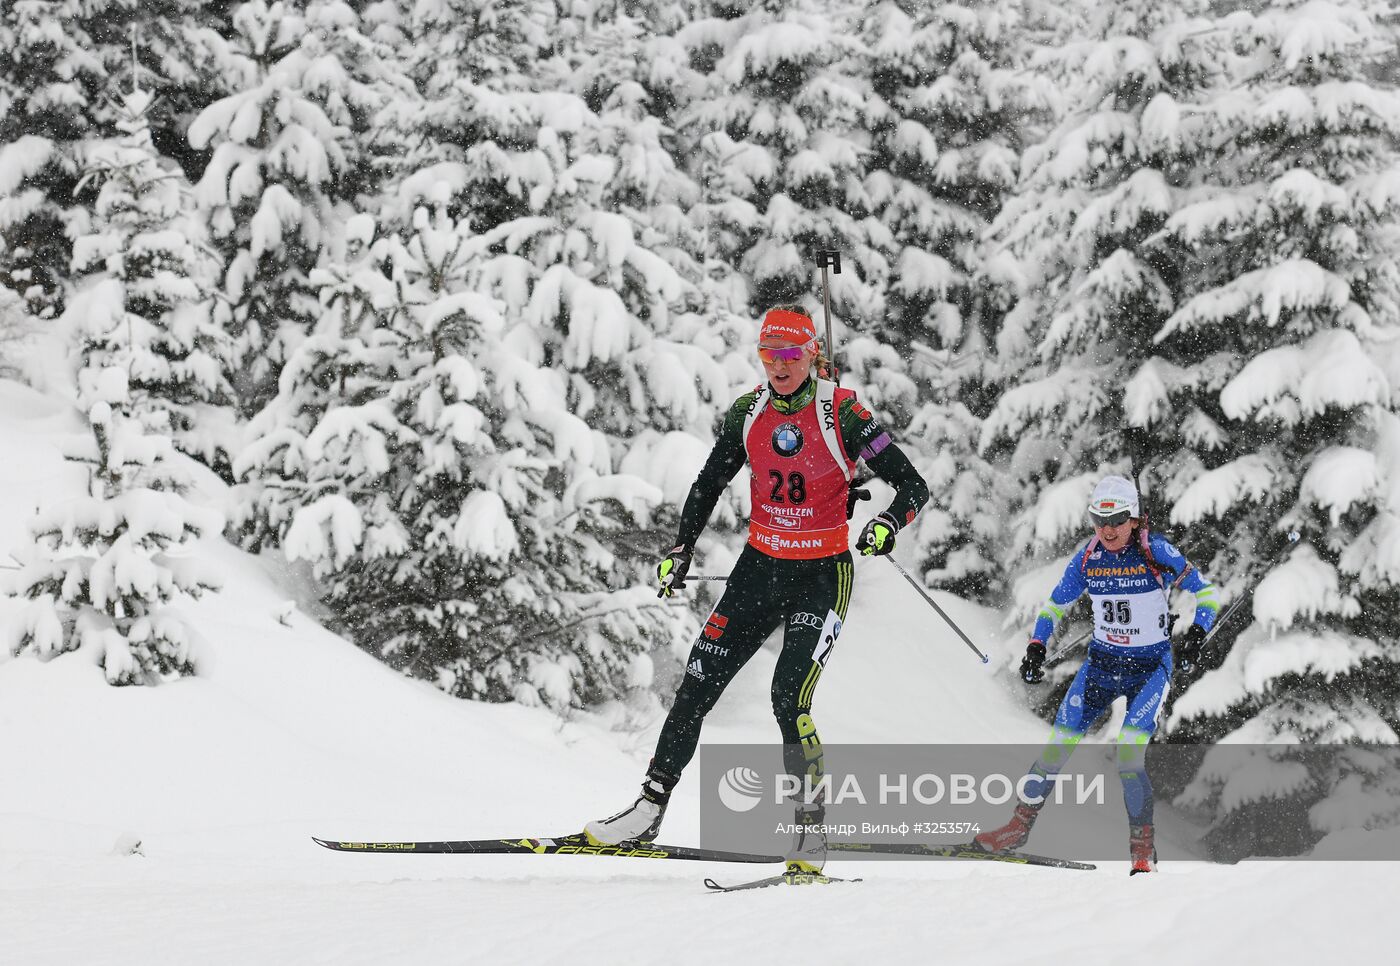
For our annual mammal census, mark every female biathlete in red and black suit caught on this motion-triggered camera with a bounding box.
[585,305,930,873]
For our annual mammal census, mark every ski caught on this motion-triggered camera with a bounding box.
[704,870,861,893]
[311,834,782,864]
[313,835,1093,871]
[828,841,1096,870]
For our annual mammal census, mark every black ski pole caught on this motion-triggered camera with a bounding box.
[1045,626,1091,665]
[815,250,841,384]
[885,557,990,664]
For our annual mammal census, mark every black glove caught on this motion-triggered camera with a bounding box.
[1178,623,1208,673]
[846,485,871,520]
[1020,640,1047,683]
[656,545,692,598]
[856,511,899,557]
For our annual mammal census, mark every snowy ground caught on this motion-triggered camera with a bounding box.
[0,378,1394,965]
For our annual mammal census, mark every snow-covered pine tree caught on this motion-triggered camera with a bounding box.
[533,0,739,482]
[378,0,744,691]
[6,366,221,684]
[79,1,236,179]
[0,1,107,317]
[70,87,234,471]
[7,365,221,684]
[4,67,227,684]
[1151,0,1400,854]
[675,0,883,324]
[299,0,406,203]
[188,0,378,417]
[855,0,1045,598]
[981,0,1233,671]
[236,206,681,708]
[365,0,553,233]
[0,0,224,319]
[230,210,393,553]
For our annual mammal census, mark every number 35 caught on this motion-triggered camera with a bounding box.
[1100,600,1131,624]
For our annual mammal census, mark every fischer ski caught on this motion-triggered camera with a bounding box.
[313,835,1093,871]
[828,841,1096,870]
[311,834,782,864]
[704,869,861,892]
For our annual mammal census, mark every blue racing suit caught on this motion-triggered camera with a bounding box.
[1020,532,1218,826]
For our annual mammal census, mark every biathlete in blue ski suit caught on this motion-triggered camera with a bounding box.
[973,475,1220,874]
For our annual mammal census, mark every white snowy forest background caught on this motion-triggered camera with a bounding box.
[4,0,1400,861]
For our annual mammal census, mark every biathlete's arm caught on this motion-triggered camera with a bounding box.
[838,397,930,530]
[1149,535,1221,633]
[672,393,752,550]
[1030,554,1090,643]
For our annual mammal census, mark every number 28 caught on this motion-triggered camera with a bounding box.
[769,471,807,505]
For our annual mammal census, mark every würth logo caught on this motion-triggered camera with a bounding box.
[703,613,728,640]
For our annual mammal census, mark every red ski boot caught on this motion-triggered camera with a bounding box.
[972,802,1042,853]
[1129,823,1157,875]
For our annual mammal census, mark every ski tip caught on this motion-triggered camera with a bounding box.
[981,654,990,664]
[311,837,362,851]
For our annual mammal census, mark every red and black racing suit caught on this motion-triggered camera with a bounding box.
[651,375,930,793]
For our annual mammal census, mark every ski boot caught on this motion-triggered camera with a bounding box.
[972,801,1042,853]
[584,765,677,846]
[1129,823,1157,875]
[785,803,828,876]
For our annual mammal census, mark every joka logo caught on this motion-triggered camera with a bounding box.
[703,613,728,640]
[687,658,705,680]
[717,766,764,813]
[772,422,803,457]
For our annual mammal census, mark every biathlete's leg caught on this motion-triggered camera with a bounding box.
[769,552,854,796]
[585,547,781,845]
[769,551,854,872]
[650,547,784,779]
[974,658,1115,852]
[1117,653,1171,829]
[1023,661,1115,799]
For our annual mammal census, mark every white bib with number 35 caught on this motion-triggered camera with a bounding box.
[1092,589,1170,648]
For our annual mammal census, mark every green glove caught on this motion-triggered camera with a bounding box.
[856,512,899,557]
[657,546,692,598]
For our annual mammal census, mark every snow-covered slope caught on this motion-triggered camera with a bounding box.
[0,379,1390,965]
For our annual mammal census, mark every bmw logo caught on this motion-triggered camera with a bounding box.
[772,423,803,456]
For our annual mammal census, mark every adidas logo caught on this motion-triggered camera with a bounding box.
[687,658,705,680]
